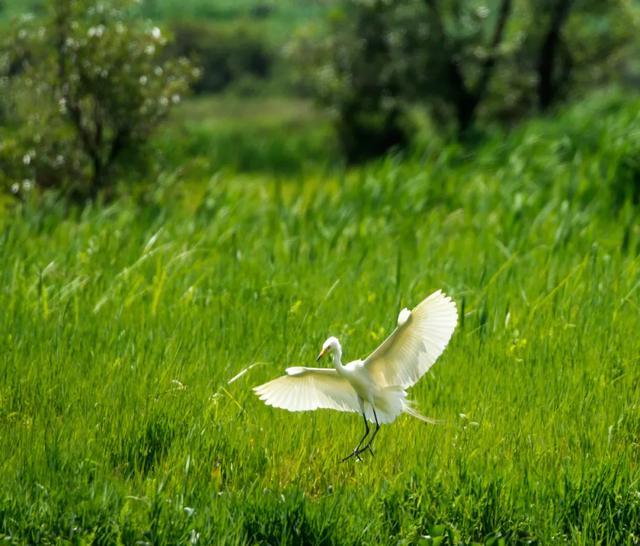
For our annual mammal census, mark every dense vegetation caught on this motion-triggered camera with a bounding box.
[2,92,640,543]
[289,0,638,160]
[1,0,640,544]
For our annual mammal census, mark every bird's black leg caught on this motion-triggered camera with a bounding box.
[362,407,380,455]
[341,411,370,462]
[354,412,370,453]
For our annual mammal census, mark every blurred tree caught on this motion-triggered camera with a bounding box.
[419,0,513,133]
[291,0,638,159]
[538,0,635,107]
[290,0,517,158]
[496,0,636,119]
[289,1,413,161]
[0,0,198,200]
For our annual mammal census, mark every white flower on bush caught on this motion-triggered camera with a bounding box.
[87,25,105,38]
[4,0,198,200]
[22,150,35,165]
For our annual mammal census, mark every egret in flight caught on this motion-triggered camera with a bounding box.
[254,290,457,461]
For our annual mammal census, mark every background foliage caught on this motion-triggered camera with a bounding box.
[289,0,638,159]
[1,0,640,544]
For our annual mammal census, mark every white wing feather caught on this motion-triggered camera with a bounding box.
[253,367,360,413]
[364,290,457,388]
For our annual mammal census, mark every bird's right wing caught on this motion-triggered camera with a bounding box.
[253,367,360,413]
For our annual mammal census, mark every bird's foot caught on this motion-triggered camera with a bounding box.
[341,445,373,463]
[341,450,362,463]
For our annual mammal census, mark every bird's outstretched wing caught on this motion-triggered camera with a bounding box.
[363,290,457,388]
[253,367,360,413]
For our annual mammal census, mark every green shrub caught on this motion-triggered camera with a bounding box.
[168,19,272,94]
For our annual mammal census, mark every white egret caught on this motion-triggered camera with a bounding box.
[253,290,457,461]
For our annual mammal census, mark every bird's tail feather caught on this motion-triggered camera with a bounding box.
[403,403,443,425]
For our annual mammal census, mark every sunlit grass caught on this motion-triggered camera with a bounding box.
[1,94,640,543]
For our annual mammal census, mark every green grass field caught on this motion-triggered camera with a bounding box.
[1,92,640,544]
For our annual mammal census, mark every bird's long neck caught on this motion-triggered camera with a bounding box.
[330,347,344,372]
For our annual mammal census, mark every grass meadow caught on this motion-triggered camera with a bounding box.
[2,92,640,544]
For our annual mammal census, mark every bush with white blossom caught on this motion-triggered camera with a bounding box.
[0,0,199,200]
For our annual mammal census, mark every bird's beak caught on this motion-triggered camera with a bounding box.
[316,348,327,362]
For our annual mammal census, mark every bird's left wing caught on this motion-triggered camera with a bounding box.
[253,367,360,413]
[363,290,457,388]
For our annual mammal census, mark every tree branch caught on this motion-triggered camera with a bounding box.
[473,0,513,103]
[422,0,475,131]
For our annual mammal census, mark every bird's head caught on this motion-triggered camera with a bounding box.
[316,336,341,362]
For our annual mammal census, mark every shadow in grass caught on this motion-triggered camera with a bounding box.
[112,414,177,478]
[241,491,338,546]
[559,464,640,544]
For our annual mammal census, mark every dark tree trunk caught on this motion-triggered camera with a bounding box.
[89,156,105,200]
[338,102,407,163]
[537,0,574,111]
[449,67,476,134]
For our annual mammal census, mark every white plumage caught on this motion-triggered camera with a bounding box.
[253,289,458,460]
[364,290,459,389]
[256,366,359,414]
